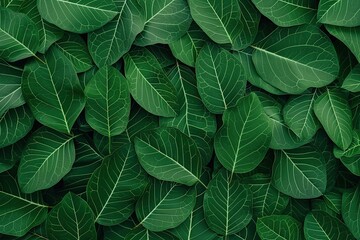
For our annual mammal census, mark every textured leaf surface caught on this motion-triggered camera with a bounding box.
[342,185,360,239]
[342,64,360,92]
[334,132,360,176]
[125,226,177,240]
[0,141,23,173]
[318,0,360,27]
[256,215,302,240]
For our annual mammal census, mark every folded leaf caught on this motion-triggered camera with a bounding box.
[318,0,360,27]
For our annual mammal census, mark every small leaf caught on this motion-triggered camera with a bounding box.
[256,215,302,240]
[318,0,360,27]
[342,64,360,92]
[342,185,360,239]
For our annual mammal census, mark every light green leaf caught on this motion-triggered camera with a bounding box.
[87,143,148,226]
[46,192,97,240]
[272,145,327,199]
[314,88,353,150]
[256,215,302,240]
[124,47,179,117]
[22,46,85,134]
[134,0,192,46]
[252,25,339,94]
[342,64,360,92]
[125,226,177,240]
[134,127,203,186]
[88,0,145,66]
[0,8,39,62]
[135,179,196,232]
[37,0,118,34]
[85,66,130,137]
[252,0,317,27]
[318,0,360,27]
[342,185,360,239]
[215,93,272,173]
[17,127,76,193]
[196,43,246,114]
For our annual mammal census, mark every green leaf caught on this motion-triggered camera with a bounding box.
[252,25,339,94]
[46,192,97,240]
[342,64,360,92]
[85,66,130,137]
[196,43,246,114]
[0,141,23,173]
[311,199,338,218]
[88,0,144,67]
[124,47,179,117]
[22,46,85,134]
[304,211,354,240]
[135,178,196,231]
[87,143,148,226]
[252,0,317,27]
[0,105,34,148]
[230,219,259,240]
[0,8,39,62]
[0,171,48,237]
[324,191,342,214]
[314,88,353,150]
[256,215,302,240]
[134,0,192,46]
[104,218,136,240]
[159,64,217,164]
[334,130,360,159]
[134,127,203,186]
[272,145,327,199]
[203,169,252,235]
[283,198,310,222]
[37,0,118,34]
[318,0,360,27]
[342,185,360,239]
[17,127,76,193]
[215,93,272,173]
[125,226,177,240]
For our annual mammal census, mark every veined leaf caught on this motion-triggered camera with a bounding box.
[252,25,339,94]
[196,43,246,114]
[134,127,203,186]
[342,185,360,239]
[0,8,39,62]
[318,0,360,27]
[311,199,338,217]
[103,218,136,240]
[215,93,272,173]
[37,0,118,34]
[283,198,310,222]
[0,0,25,9]
[256,215,302,240]
[0,141,23,173]
[125,226,177,240]
[135,179,196,232]
[22,46,85,134]
[323,191,342,214]
[147,45,176,68]
[17,127,76,193]
[46,192,97,240]
[342,64,360,92]
[230,219,259,240]
[85,66,130,137]
[87,144,149,226]
[134,0,192,46]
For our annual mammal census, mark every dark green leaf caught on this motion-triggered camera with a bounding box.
[318,0,360,27]
[256,215,302,240]
[342,185,360,239]
[342,64,360,92]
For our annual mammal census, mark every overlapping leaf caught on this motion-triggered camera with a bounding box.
[342,64,360,92]
[342,185,360,239]
[256,215,302,240]
[318,0,360,27]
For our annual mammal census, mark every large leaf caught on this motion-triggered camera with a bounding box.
[17,127,76,193]
[85,66,130,137]
[134,0,192,46]
[342,64,360,92]
[134,127,203,186]
[88,0,144,66]
[215,93,272,173]
[46,192,97,240]
[256,215,302,240]
[342,185,360,239]
[203,169,252,235]
[252,25,339,94]
[196,43,246,114]
[272,145,327,199]
[0,171,48,237]
[37,0,118,34]
[135,178,196,232]
[124,47,179,117]
[0,8,39,62]
[318,0,360,27]
[22,46,85,134]
[314,88,353,150]
[86,144,148,226]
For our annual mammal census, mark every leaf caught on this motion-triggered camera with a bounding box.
[147,45,176,68]
[0,171,48,237]
[135,178,196,232]
[342,185,360,239]
[86,143,149,226]
[311,199,338,217]
[46,192,97,240]
[134,0,192,46]
[22,46,85,134]
[0,105,34,148]
[134,127,203,186]
[88,0,145,67]
[124,47,179,117]
[304,211,354,240]
[318,0,360,27]
[17,127,76,193]
[37,0,118,34]
[324,191,342,214]
[256,215,302,240]
[0,141,23,173]
[314,88,353,150]
[231,219,259,240]
[272,145,327,199]
[283,198,310,222]
[125,226,177,240]
[159,64,217,164]
[215,93,272,173]
[252,25,339,94]
[196,43,246,114]
[104,218,136,240]
[252,0,317,27]
[0,7,39,62]
[342,64,360,92]
[85,66,130,137]
[203,169,252,235]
